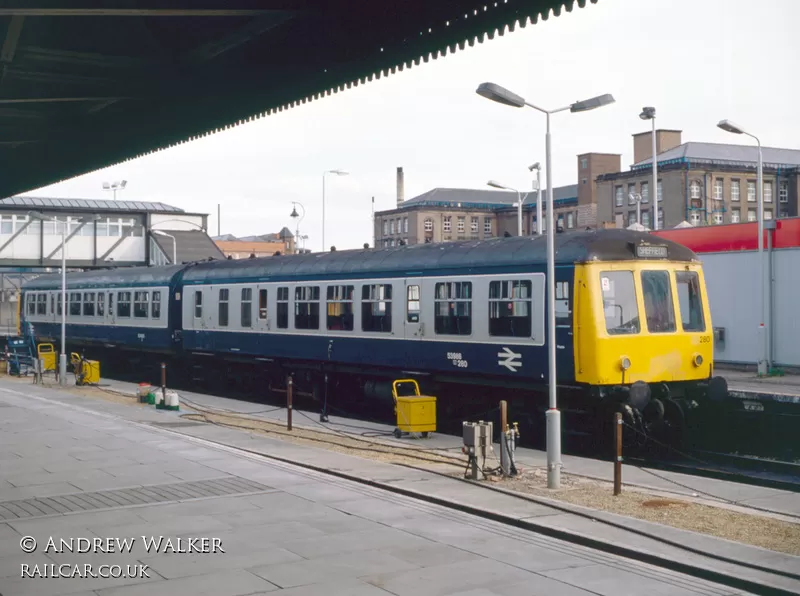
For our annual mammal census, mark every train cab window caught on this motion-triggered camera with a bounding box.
[277,287,288,329]
[134,291,149,318]
[407,285,420,323]
[434,281,472,335]
[600,272,639,334]
[327,285,354,331]
[258,289,267,320]
[641,270,676,333]
[117,291,131,318]
[241,288,252,328]
[36,294,47,316]
[362,284,392,333]
[194,291,202,318]
[218,289,230,327]
[83,292,95,316]
[294,286,320,330]
[676,271,705,332]
[488,280,531,337]
[97,293,105,317]
[151,291,160,319]
[69,292,82,316]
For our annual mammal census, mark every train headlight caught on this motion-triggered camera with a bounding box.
[693,353,703,367]
[620,356,631,371]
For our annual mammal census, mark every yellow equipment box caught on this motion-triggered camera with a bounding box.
[37,343,56,372]
[70,353,100,386]
[392,379,436,438]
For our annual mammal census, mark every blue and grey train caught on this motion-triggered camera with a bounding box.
[19,229,728,439]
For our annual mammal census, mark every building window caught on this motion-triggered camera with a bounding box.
[424,218,433,232]
[779,180,789,203]
[407,285,420,322]
[362,284,391,332]
[747,181,756,202]
[676,271,705,332]
[582,178,587,185]
[151,291,161,319]
[390,219,395,234]
[193,291,202,319]
[764,182,773,203]
[747,209,756,222]
[657,207,663,227]
[689,212,701,225]
[628,211,637,226]
[443,216,451,233]
[641,182,649,203]
[258,289,267,320]
[484,218,492,236]
[241,288,252,328]
[457,216,465,234]
[566,212,574,229]
[690,181,701,200]
[615,186,623,207]
[765,210,773,220]
[580,158,588,169]
[731,208,740,223]
[218,289,229,327]
[294,286,320,330]
[383,220,388,235]
[488,280,531,337]
[780,210,789,218]
[641,270,676,333]
[326,285,354,331]
[277,287,288,329]
[713,213,723,225]
[435,281,472,335]
[470,217,478,233]
[628,183,636,204]
[657,180,663,202]
[713,179,723,201]
[403,217,408,233]
[641,210,651,228]
[731,180,740,202]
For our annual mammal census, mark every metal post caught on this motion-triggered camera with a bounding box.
[614,412,622,495]
[651,117,658,230]
[544,112,561,490]
[499,399,509,475]
[217,204,221,237]
[59,225,67,386]
[755,143,767,375]
[516,191,522,236]
[322,173,326,252]
[161,362,166,402]
[500,399,508,433]
[636,195,641,225]
[287,375,293,431]
[536,168,542,235]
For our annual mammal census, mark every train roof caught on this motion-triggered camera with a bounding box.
[20,229,697,290]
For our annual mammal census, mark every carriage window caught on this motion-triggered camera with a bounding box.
[134,291,149,318]
[407,285,420,323]
[294,286,319,329]
[258,289,267,320]
[97,293,105,317]
[117,291,131,318]
[327,285,354,331]
[676,271,705,332]
[26,294,35,315]
[151,291,161,319]
[362,284,392,332]
[50,294,55,315]
[241,288,252,328]
[641,270,676,333]
[194,291,202,318]
[488,280,531,337]
[36,294,47,316]
[57,294,63,316]
[83,292,96,316]
[600,272,639,334]
[218,288,229,327]
[555,281,570,327]
[277,287,288,329]
[69,292,82,316]
[435,281,472,335]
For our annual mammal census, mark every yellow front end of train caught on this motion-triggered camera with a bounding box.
[574,259,713,388]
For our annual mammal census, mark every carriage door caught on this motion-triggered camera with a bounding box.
[404,278,424,339]
[554,271,575,379]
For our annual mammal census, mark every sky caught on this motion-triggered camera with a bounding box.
[27,0,799,253]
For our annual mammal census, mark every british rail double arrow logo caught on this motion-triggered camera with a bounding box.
[497,347,522,372]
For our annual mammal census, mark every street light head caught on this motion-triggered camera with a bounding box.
[102,182,110,190]
[570,93,615,113]
[290,206,299,218]
[717,119,745,135]
[639,106,656,120]
[328,169,348,176]
[476,82,525,108]
[528,162,540,171]
[487,180,510,191]
[120,180,127,189]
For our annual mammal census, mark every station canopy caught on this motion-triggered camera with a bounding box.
[0,1,593,198]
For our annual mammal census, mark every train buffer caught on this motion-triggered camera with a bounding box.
[391,379,436,439]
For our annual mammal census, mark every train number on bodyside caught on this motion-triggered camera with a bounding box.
[446,352,469,368]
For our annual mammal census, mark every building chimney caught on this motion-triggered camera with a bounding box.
[633,129,682,164]
[396,167,404,206]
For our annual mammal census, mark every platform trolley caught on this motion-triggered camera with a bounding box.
[391,379,436,439]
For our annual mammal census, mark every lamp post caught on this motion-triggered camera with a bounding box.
[717,119,768,376]
[529,162,542,235]
[153,231,176,264]
[322,169,348,252]
[102,180,127,200]
[487,180,523,236]
[639,107,658,230]
[476,82,615,489]
[629,192,642,226]
[290,202,305,254]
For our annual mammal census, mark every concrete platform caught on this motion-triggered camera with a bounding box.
[0,379,798,595]
[724,369,800,405]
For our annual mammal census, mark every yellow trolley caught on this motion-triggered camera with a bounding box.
[391,379,436,439]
